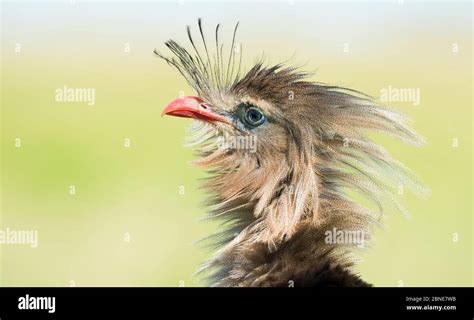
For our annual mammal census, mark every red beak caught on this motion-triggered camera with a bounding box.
[162,96,227,124]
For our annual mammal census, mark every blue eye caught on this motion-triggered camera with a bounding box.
[245,107,264,125]
[239,104,266,128]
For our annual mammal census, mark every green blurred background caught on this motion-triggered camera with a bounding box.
[1,0,472,286]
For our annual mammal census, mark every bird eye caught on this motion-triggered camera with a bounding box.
[243,106,265,127]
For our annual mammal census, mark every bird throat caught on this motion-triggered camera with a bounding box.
[197,149,367,287]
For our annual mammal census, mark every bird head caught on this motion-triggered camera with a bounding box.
[156,19,424,250]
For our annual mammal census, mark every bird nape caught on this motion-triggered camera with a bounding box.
[155,19,424,287]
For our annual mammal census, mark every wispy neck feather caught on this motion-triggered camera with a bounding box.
[156,20,426,286]
[185,84,426,287]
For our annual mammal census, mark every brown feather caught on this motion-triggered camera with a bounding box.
[156,20,425,287]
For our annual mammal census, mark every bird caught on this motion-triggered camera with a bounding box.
[155,19,424,287]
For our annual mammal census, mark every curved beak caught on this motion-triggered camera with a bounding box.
[162,96,228,124]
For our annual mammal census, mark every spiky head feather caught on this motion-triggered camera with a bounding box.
[156,19,425,286]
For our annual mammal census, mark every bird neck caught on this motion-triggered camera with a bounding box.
[204,204,369,287]
[199,160,371,287]
[193,129,372,286]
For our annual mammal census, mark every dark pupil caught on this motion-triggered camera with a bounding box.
[247,108,262,124]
